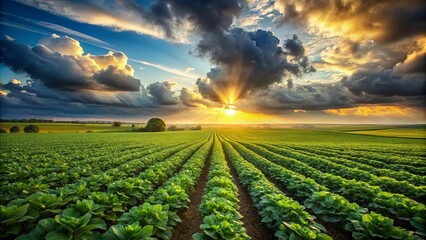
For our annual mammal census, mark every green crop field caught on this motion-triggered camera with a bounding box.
[1,128,425,240]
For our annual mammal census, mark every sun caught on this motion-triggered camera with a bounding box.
[224,104,237,116]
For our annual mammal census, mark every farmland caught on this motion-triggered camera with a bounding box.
[1,128,425,240]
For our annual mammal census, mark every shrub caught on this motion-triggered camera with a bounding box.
[112,121,121,127]
[0,128,7,133]
[191,125,202,130]
[10,126,20,133]
[24,125,40,133]
[168,125,184,131]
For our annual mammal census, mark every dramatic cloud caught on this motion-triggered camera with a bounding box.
[179,87,216,108]
[312,38,420,75]
[15,0,244,43]
[38,33,84,55]
[16,0,188,42]
[343,69,425,97]
[343,46,426,97]
[195,28,314,103]
[0,34,188,119]
[0,35,140,91]
[274,0,426,44]
[147,81,178,105]
[238,82,351,112]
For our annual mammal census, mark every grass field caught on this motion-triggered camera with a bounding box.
[0,122,140,133]
[0,127,425,240]
[345,128,426,139]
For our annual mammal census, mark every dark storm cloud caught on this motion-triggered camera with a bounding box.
[343,69,426,97]
[0,79,152,108]
[195,28,315,102]
[275,0,426,44]
[342,50,426,98]
[162,0,245,33]
[284,35,305,58]
[147,81,178,105]
[237,45,426,112]
[0,78,186,119]
[0,39,141,91]
[238,79,424,114]
[3,80,24,92]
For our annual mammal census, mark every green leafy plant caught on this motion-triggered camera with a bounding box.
[305,191,366,223]
[103,222,154,240]
[344,212,420,240]
[193,214,249,240]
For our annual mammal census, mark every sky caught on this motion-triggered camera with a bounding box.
[0,0,425,124]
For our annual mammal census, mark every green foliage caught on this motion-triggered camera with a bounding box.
[0,204,33,237]
[222,138,331,239]
[24,124,40,133]
[10,125,20,133]
[305,191,366,223]
[118,203,177,239]
[18,200,107,240]
[112,122,122,127]
[194,214,249,240]
[344,212,420,240]
[194,137,249,240]
[103,223,153,240]
[0,128,7,133]
[144,118,166,132]
[2,129,425,239]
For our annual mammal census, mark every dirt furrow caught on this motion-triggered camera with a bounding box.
[171,144,213,240]
[222,141,276,240]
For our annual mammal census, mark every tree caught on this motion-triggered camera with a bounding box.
[112,121,121,127]
[191,125,202,130]
[9,126,20,133]
[24,124,40,133]
[0,129,7,133]
[144,118,166,132]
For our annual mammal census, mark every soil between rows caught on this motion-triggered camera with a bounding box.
[171,145,213,240]
[223,142,276,240]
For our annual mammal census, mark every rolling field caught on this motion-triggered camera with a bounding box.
[0,123,139,133]
[1,129,425,240]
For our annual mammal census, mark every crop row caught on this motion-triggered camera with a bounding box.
[194,135,249,240]
[236,141,426,237]
[223,137,423,239]
[220,135,332,240]
[303,145,426,167]
[1,144,155,187]
[283,145,426,186]
[32,132,212,240]
[288,145,426,176]
[260,144,426,200]
[1,143,154,184]
[1,135,209,238]
[0,142,184,204]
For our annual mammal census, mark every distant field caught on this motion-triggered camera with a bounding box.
[0,122,141,133]
[1,128,425,239]
[345,127,426,139]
